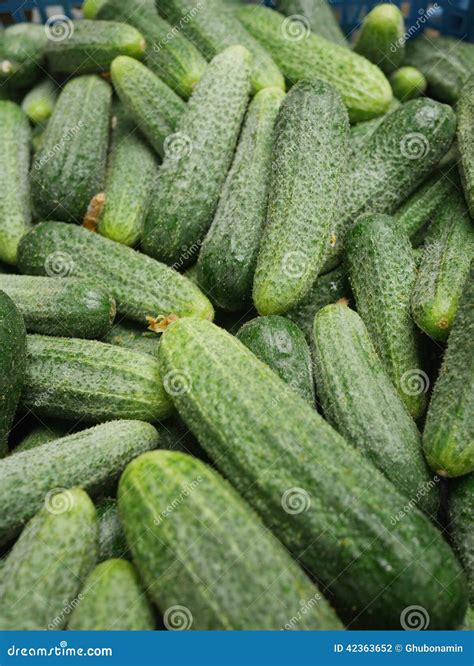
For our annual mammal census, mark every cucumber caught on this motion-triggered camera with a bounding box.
[119,450,342,629]
[156,0,285,94]
[411,190,474,341]
[0,419,159,546]
[97,498,129,561]
[104,320,160,356]
[30,75,111,223]
[449,475,474,604]
[0,24,48,89]
[31,121,47,154]
[349,98,400,153]
[0,101,31,265]
[142,46,251,266]
[110,56,186,157]
[423,265,474,477]
[390,66,427,101]
[21,79,58,125]
[252,79,349,315]
[158,318,467,629]
[354,4,405,75]
[313,303,439,516]
[237,5,392,122]
[68,559,155,630]
[236,315,315,405]
[0,275,116,339]
[83,0,107,17]
[21,335,172,423]
[95,0,206,98]
[0,291,26,457]
[14,421,68,454]
[457,77,474,218]
[276,0,347,46]
[0,488,97,630]
[17,221,214,323]
[46,20,146,75]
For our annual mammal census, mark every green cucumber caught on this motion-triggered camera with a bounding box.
[457,77,474,218]
[411,190,474,341]
[17,221,214,323]
[31,121,47,154]
[252,79,348,315]
[142,46,251,266]
[0,275,116,339]
[423,265,474,477]
[156,0,285,94]
[354,4,405,75]
[349,98,399,153]
[83,0,107,17]
[0,24,48,89]
[0,291,26,457]
[104,320,160,356]
[21,79,58,125]
[236,315,315,405]
[313,303,439,516]
[158,318,467,629]
[21,335,172,423]
[68,559,155,630]
[197,87,284,311]
[0,101,31,265]
[46,20,146,75]
[276,0,347,46]
[0,419,159,546]
[119,450,342,629]
[14,421,68,454]
[97,498,129,561]
[390,66,427,101]
[30,75,111,223]
[0,488,97,631]
[237,5,392,123]
[110,56,186,157]
[449,475,474,604]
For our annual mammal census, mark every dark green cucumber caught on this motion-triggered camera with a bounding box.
[157,0,285,94]
[21,79,58,125]
[390,66,427,101]
[0,275,116,339]
[68,559,155,630]
[349,98,399,153]
[0,291,26,457]
[30,75,111,223]
[237,5,392,123]
[449,474,473,604]
[14,420,68,454]
[354,3,405,75]
[158,318,467,629]
[423,266,474,477]
[17,222,214,323]
[457,77,474,218]
[0,419,159,546]
[313,303,439,516]
[110,56,186,157]
[0,24,48,89]
[411,190,474,341]
[21,335,172,423]
[0,101,31,264]
[104,320,160,356]
[197,87,284,311]
[46,20,146,74]
[253,79,348,315]
[236,315,315,405]
[119,450,342,629]
[142,46,251,266]
[0,488,97,631]
[276,0,347,46]
[97,498,129,561]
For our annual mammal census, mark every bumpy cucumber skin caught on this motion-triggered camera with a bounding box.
[390,66,427,101]
[104,320,160,356]
[457,77,474,218]
[449,475,474,604]
[276,0,347,46]
[119,450,342,629]
[158,318,467,629]
[236,315,315,405]
[68,559,155,630]
[237,5,392,123]
[143,46,251,266]
[313,304,439,516]
[411,190,474,341]
[0,292,26,457]
[46,20,146,74]
[0,420,159,546]
[354,4,405,75]
[14,421,68,454]
[21,79,58,125]
[30,75,111,223]
[197,87,284,311]
[423,266,474,477]
[0,102,31,265]
[96,498,129,562]
[349,98,399,153]
[111,56,186,157]
[17,222,214,324]
[253,79,349,315]
[0,488,97,630]
[0,24,48,89]
[0,275,116,339]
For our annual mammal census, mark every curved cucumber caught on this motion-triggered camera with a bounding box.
[104,320,160,356]
[97,498,129,562]
[0,24,48,89]
[449,475,474,604]
[276,0,347,46]
[119,450,342,629]
[390,66,427,101]
[458,77,474,218]
[21,79,58,125]
[354,4,405,75]
[197,87,284,311]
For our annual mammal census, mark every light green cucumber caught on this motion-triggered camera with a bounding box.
[0,24,48,89]
[96,498,129,562]
[21,79,58,125]
[457,77,474,218]
[104,320,160,356]
[449,474,474,604]
[276,0,347,46]
[354,4,405,75]
[390,66,427,101]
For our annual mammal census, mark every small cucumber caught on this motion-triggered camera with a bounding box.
[0,419,159,546]
[354,4,405,75]
[0,24,48,89]
[142,46,251,266]
[46,20,146,74]
[68,559,155,630]
[390,66,427,101]
[457,77,474,218]
[21,79,58,125]
[83,0,107,17]
[14,420,68,454]
[449,475,474,604]
[96,498,129,562]
[276,0,347,46]
[119,450,342,629]
[104,320,160,356]
[0,488,97,630]
[0,275,116,339]
[236,315,315,405]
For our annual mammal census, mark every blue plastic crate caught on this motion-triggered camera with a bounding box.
[0,1,81,23]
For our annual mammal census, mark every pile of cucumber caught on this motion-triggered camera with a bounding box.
[0,0,472,632]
